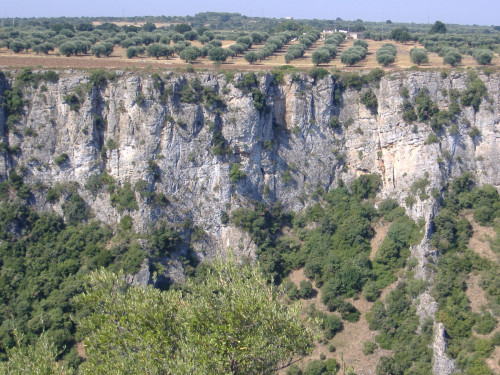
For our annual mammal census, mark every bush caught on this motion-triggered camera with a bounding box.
[62,194,89,225]
[325,358,338,373]
[298,280,315,299]
[89,70,109,87]
[252,90,266,112]
[284,280,298,300]
[323,314,343,339]
[350,173,381,199]
[363,281,380,302]
[304,360,326,375]
[474,312,497,335]
[54,153,69,166]
[360,89,378,114]
[110,182,138,212]
[85,172,115,195]
[363,341,378,355]
[461,72,487,112]
[309,67,329,81]
[120,215,133,231]
[410,48,428,65]
[329,116,341,129]
[425,133,440,144]
[63,94,80,111]
[287,365,303,375]
[229,163,246,183]
[212,131,230,155]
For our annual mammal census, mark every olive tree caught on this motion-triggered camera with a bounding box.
[208,47,229,63]
[147,43,173,59]
[59,42,76,56]
[91,42,113,58]
[473,49,494,65]
[0,332,71,375]
[443,49,462,66]
[376,44,397,67]
[179,46,201,63]
[311,49,331,65]
[75,257,315,375]
[244,51,259,64]
[410,48,429,65]
[340,46,367,66]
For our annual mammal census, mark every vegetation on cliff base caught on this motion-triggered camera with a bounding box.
[431,173,500,375]
[3,258,314,374]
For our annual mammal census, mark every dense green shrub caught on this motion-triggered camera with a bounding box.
[212,131,230,155]
[304,360,326,375]
[430,174,500,372]
[63,93,80,111]
[286,364,303,375]
[229,163,246,183]
[54,153,69,166]
[360,89,378,114]
[85,172,115,195]
[110,182,138,212]
[62,194,89,225]
[309,67,329,81]
[252,90,266,112]
[474,312,497,334]
[461,72,487,112]
[298,280,315,299]
[350,173,381,199]
[414,88,438,122]
[363,341,378,355]
[323,314,343,339]
[369,282,433,374]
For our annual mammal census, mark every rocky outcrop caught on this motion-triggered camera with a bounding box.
[433,323,456,375]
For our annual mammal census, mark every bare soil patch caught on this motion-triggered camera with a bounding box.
[466,273,489,313]
[486,346,500,374]
[466,214,497,261]
[370,222,390,261]
[76,341,87,359]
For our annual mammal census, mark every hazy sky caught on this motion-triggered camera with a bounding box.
[3,0,499,26]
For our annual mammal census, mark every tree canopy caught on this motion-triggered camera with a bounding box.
[430,21,447,34]
[73,257,315,374]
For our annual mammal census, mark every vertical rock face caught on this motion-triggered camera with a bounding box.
[433,323,456,375]
[4,70,500,252]
[2,69,500,372]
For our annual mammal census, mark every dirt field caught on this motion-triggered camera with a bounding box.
[1,39,498,72]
